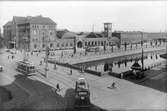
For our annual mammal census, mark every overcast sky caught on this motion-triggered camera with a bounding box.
[0,1,167,33]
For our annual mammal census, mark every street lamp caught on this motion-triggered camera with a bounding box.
[141,31,144,71]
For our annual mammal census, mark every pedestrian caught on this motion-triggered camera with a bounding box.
[12,55,14,59]
[70,69,72,75]
[8,56,9,59]
[54,63,57,70]
[56,83,60,92]
[40,61,42,65]
[112,82,116,89]
[120,73,123,79]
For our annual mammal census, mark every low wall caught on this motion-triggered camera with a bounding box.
[48,60,102,76]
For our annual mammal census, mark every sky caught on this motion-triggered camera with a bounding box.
[0,1,167,33]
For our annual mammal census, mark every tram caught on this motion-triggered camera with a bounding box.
[74,77,91,108]
[16,61,36,75]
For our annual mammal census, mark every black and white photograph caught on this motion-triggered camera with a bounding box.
[0,1,167,111]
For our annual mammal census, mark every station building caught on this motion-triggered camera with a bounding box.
[3,16,119,52]
[3,15,167,52]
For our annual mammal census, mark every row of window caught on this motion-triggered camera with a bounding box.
[84,41,113,46]
[32,30,54,36]
[31,25,55,29]
[33,42,74,49]
[33,40,116,49]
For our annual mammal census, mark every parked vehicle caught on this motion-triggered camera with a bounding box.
[0,65,3,72]
[74,77,91,108]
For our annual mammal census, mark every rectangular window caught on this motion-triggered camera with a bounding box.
[61,43,64,47]
[50,31,52,36]
[57,43,59,47]
[66,43,68,47]
[70,43,73,47]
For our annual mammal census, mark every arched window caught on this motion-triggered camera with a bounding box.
[77,41,82,48]
[91,41,94,46]
[95,41,97,46]
[85,42,87,46]
[101,41,104,46]
[88,42,90,46]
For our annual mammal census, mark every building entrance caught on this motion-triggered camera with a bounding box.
[77,41,82,48]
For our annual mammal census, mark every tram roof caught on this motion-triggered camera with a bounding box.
[17,61,35,66]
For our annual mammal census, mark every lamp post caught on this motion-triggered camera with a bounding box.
[45,46,49,78]
[141,31,144,71]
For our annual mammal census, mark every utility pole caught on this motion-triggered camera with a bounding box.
[45,46,49,78]
[23,35,28,62]
[141,31,144,71]
[92,24,94,32]
[43,31,49,78]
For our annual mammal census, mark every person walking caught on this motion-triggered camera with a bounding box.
[70,69,72,75]
[54,63,57,70]
[120,73,123,79]
[12,55,14,59]
[40,61,42,65]
[112,82,116,89]
[56,83,60,92]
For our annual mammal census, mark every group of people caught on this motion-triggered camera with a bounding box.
[8,55,15,60]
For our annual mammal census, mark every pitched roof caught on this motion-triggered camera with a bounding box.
[86,32,101,38]
[13,15,56,25]
[13,16,26,24]
[56,29,77,39]
[62,32,77,39]
[27,16,56,25]
[3,21,13,26]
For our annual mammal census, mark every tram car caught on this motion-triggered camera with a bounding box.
[16,61,36,75]
[74,77,91,108]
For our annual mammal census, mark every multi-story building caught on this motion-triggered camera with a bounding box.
[3,15,57,51]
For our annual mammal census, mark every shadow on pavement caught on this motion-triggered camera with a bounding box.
[0,74,106,111]
[125,64,167,93]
